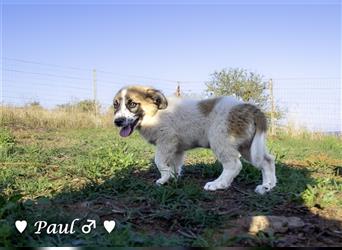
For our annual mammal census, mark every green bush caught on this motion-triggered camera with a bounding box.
[0,129,16,159]
[56,99,100,113]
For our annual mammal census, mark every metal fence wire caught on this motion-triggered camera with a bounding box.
[1,57,341,134]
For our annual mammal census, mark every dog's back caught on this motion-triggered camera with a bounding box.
[141,96,243,150]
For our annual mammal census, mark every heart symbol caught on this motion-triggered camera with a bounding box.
[15,220,27,233]
[103,220,115,233]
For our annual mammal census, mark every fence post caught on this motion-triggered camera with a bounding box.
[269,78,275,135]
[176,82,181,97]
[92,68,98,128]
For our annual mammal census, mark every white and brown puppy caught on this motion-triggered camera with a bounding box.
[113,85,276,194]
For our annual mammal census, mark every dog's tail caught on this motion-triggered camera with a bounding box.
[250,108,268,168]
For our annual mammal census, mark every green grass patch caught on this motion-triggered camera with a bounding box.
[0,127,341,246]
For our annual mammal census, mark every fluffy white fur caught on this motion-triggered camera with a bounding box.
[114,89,277,194]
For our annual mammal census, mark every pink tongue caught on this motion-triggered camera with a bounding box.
[120,126,132,137]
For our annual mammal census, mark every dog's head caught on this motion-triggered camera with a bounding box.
[113,85,168,137]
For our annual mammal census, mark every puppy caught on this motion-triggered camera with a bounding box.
[113,85,276,194]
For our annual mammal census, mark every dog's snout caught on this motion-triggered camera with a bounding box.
[114,117,126,127]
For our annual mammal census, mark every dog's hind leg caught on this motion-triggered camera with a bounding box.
[250,131,277,194]
[204,157,242,191]
[253,153,277,195]
[204,138,242,191]
[255,154,276,195]
[154,147,184,185]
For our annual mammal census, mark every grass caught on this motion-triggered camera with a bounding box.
[1,105,113,129]
[0,107,341,246]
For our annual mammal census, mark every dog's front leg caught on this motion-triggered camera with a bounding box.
[154,146,181,185]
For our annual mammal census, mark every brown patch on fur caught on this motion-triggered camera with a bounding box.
[228,104,267,137]
[198,97,222,116]
[113,91,123,114]
[125,86,167,116]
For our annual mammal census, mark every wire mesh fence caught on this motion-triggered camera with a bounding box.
[271,78,341,134]
[1,57,341,134]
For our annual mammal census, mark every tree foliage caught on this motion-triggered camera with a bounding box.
[205,68,269,109]
[205,68,283,120]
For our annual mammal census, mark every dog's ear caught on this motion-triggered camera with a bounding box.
[146,88,168,109]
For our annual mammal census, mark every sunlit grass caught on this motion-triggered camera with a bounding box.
[0,106,341,246]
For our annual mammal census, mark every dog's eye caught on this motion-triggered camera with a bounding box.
[114,100,120,109]
[128,102,138,109]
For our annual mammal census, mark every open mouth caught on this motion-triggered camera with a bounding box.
[119,118,139,137]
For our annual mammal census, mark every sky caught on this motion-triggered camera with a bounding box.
[1,0,341,132]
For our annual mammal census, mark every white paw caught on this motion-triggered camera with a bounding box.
[204,180,229,191]
[255,183,272,195]
[156,178,166,185]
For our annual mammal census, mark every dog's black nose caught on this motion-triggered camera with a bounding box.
[114,117,126,127]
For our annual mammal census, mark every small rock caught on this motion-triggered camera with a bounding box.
[244,215,305,234]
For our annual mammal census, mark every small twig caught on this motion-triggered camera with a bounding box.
[111,209,125,214]
[232,186,250,196]
[217,207,240,215]
[326,230,342,240]
[177,229,197,239]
